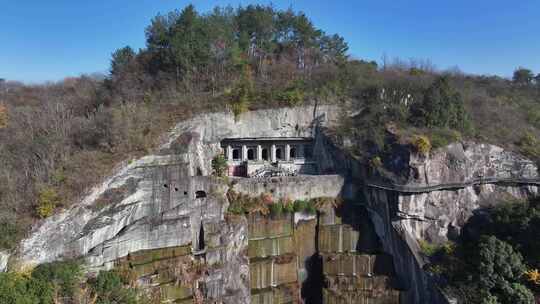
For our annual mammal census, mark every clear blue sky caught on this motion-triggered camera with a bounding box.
[1,0,539,83]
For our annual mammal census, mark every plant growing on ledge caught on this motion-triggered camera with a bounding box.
[412,135,431,155]
[211,154,228,177]
[312,196,343,211]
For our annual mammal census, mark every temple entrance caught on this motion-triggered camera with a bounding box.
[290,147,296,159]
[276,148,283,160]
[232,148,240,160]
[247,148,255,160]
[220,137,315,177]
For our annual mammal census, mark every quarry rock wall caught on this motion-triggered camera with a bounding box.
[317,131,539,304]
[7,105,539,304]
[231,175,346,201]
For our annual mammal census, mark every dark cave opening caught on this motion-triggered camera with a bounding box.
[198,223,205,251]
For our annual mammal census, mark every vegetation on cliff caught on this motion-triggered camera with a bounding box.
[0,261,145,304]
[226,189,340,216]
[424,196,540,303]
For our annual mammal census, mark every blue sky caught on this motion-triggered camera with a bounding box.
[1,0,539,83]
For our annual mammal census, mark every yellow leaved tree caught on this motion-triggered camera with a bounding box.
[525,269,540,285]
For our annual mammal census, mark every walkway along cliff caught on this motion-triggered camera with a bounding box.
[2,105,538,304]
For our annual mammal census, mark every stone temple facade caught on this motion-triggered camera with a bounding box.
[220,137,317,177]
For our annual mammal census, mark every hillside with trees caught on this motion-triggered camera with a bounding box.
[0,4,539,303]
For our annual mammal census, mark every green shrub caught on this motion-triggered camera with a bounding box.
[211,154,228,177]
[0,220,21,250]
[305,203,317,214]
[441,241,456,255]
[410,76,470,130]
[517,132,540,161]
[412,135,431,154]
[51,169,66,185]
[0,260,83,304]
[277,86,305,106]
[418,239,439,257]
[369,156,382,168]
[36,187,60,218]
[292,199,317,214]
[92,270,138,304]
[430,128,462,148]
[93,270,122,296]
[31,260,82,297]
[0,272,43,304]
[293,200,309,213]
[481,294,500,304]
[282,198,295,213]
[526,109,540,128]
[228,201,246,214]
[269,202,284,216]
[228,65,253,120]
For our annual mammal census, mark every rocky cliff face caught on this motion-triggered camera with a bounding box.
[316,133,539,303]
[14,106,339,269]
[7,106,343,303]
[396,142,537,186]
[382,142,538,243]
[4,105,539,304]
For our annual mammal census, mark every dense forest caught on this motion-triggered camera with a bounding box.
[0,4,539,303]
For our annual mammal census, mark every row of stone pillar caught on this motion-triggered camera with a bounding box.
[226,144,298,162]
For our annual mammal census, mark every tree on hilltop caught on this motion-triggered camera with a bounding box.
[512,67,534,86]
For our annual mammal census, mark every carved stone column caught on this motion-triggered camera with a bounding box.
[285,144,291,161]
[242,145,248,161]
[227,145,233,161]
[257,145,262,161]
[271,144,277,163]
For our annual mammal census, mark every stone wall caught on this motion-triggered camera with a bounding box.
[231,175,346,201]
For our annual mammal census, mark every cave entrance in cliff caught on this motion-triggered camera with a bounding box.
[262,148,269,161]
[198,223,205,251]
[195,190,207,198]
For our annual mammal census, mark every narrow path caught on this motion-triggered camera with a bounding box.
[365,177,540,193]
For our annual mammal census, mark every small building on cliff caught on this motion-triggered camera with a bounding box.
[220,137,317,177]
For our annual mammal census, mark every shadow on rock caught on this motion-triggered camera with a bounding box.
[301,253,324,304]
